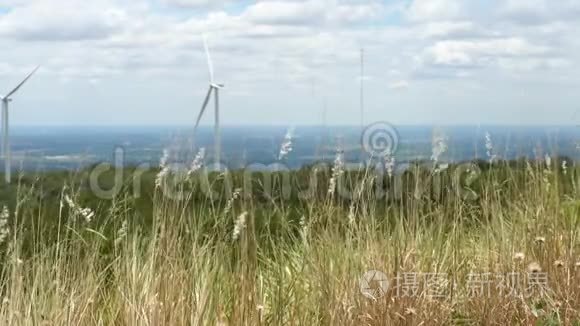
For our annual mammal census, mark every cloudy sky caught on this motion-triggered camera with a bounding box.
[0,0,578,126]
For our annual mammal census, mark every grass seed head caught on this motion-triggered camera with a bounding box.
[347,203,355,225]
[188,148,205,176]
[224,188,242,216]
[156,148,171,188]
[0,206,10,244]
[232,211,248,241]
[527,262,542,274]
[562,160,568,175]
[64,195,95,223]
[544,154,552,169]
[278,127,294,161]
[485,132,498,164]
[431,130,448,167]
[328,146,345,196]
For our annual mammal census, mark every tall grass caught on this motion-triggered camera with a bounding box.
[0,157,579,325]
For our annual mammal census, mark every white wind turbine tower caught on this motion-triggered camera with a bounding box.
[194,36,224,165]
[0,66,39,184]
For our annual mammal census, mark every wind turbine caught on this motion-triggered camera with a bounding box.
[1,66,39,184]
[194,36,224,166]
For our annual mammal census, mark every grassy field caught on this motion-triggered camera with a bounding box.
[0,156,579,325]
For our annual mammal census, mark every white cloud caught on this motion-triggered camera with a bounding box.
[242,0,385,26]
[162,0,233,9]
[407,0,463,22]
[327,2,386,24]
[243,1,326,25]
[421,21,477,38]
[499,0,550,25]
[423,38,551,67]
[0,0,578,125]
[0,0,132,41]
[499,0,580,25]
[497,57,572,72]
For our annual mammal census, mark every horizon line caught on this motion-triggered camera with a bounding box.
[9,123,580,128]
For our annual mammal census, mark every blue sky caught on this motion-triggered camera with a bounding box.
[0,0,579,126]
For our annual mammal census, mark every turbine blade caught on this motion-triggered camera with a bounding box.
[3,102,9,183]
[5,126,9,184]
[5,65,40,98]
[214,88,220,164]
[203,35,215,83]
[194,87,213,132]
[1,102,5,158]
